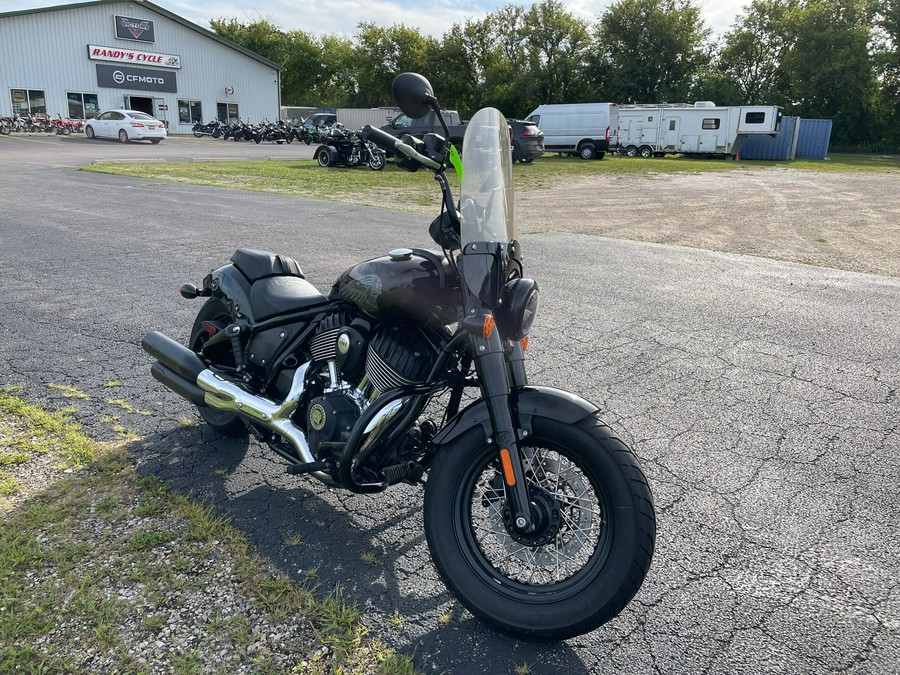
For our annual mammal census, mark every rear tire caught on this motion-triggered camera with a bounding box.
[189,299,248,437]
[625,145,638,157]
[316,146,333,167]
[640,146,653,158]
[579,144,596,160]
[118,129,129,143]
[424,413,655,640]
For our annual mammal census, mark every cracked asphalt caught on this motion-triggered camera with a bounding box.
[1,134,898,674]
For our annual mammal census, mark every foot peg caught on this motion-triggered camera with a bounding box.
[286,460,328,475]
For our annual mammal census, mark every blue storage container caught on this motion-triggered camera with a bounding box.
[795,119,832,160]
[737,116,798,161]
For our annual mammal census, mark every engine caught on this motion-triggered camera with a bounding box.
[304,319,443,456]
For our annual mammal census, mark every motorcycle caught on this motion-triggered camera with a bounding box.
[192,119,223,138]
[314,124,386,170]
[141,72,655,639]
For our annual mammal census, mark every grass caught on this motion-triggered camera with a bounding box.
[0,393,420,674]
[83,152,900,215]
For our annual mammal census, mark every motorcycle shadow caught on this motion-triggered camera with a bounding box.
[130,426,591,674]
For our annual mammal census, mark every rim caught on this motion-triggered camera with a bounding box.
[456,441,614,600]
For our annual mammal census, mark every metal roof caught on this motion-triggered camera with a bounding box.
[0,0,281,71]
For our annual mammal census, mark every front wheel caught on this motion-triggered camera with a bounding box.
[424,413,655,640]
[368,152,386,171]
[85,125,96,139]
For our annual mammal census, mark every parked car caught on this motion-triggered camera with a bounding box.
[303,112,337,130]
[508,118,544,163]
[84,110,167,144]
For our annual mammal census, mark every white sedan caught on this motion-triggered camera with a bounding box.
[85,110,167,144]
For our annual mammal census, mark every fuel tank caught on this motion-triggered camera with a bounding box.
[329,249,461,324]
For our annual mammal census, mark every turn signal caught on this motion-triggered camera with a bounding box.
[483,314,495,339]
[500,448,516,486]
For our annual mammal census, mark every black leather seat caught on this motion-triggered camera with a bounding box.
[249,276,328,321]
[232,248,304,283]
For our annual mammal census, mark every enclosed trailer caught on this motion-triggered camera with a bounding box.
[617,103,783,158]
[336,107,402,130]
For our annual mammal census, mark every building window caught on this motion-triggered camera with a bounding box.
[178,100,202,124]
[745,112,766,124]
[702,118,721,130]
[217,102,239,123]
[11,89,46,116]
[67,92,98,120]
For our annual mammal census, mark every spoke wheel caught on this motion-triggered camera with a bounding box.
[425,413,655,639]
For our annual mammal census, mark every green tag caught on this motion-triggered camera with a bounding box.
[449,143,463,182]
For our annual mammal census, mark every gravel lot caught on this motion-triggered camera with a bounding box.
[519,167,900,277]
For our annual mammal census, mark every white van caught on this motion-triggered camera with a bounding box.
[526,103,619,159]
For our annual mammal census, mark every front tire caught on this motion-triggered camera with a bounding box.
[424,413,655,640]
[368,152,385,171]
[189,299,248,437]
[85,125,96,139]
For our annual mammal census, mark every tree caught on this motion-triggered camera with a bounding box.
[522,0,591,105]
[351,23,437,107]
[591,0,712,103]
[716,0,796,104]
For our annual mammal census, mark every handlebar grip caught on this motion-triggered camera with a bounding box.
[362,125,400,150]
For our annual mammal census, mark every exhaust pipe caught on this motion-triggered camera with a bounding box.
[141,331,319,468]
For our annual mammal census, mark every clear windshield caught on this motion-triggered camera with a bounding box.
[459,108,517,246]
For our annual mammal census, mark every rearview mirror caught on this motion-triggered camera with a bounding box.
[393,73,435,119]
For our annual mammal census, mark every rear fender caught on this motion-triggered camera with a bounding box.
[431,386,599,447]
[202,264,254,323]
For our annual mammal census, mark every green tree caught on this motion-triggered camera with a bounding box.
[522,0,591,105]
[716,0,796,104]
[591,0,712,103]
[351,23,437,107]
[781,0,876,146]
[873,0,900,148]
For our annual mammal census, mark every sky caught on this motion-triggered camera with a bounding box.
[3,0,751,37]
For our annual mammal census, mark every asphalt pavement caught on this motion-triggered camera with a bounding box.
[1,133,898,674]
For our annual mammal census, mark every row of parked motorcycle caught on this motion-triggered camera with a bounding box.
[192,117,387,170]
[0,113,85,136]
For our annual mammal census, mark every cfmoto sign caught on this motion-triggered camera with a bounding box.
[96,64,177,93]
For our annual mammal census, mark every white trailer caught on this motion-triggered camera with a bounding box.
[336,107,402,130]
[617,102,783,158]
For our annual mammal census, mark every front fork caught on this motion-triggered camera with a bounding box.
[467,320,535,533]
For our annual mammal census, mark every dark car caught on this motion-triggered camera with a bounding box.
[304,112,336,129]
[508,118,544,163]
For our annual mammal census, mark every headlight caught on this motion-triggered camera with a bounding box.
[496,278,539,341]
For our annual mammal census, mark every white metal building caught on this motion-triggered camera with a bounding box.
[0,0,281,133]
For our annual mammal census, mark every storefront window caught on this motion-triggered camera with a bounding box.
[178,99,202,124]
[67,92,98,120]
[217,102,239,123]
[11,89,46,116]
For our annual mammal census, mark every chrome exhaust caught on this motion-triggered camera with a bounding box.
[197,363,317,465]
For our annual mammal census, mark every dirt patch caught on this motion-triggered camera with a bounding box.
[518,168,900,277]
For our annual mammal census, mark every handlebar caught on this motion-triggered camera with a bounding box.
[362,125,441,171]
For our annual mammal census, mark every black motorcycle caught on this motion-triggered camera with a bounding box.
[192,119,223,138]
[314,124,386,170]
[142,73,655,639]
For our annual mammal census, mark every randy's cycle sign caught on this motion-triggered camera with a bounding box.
[96,64,177,93]
[114,15,155,43]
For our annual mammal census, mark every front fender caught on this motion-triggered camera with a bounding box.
[431,386,599,447]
